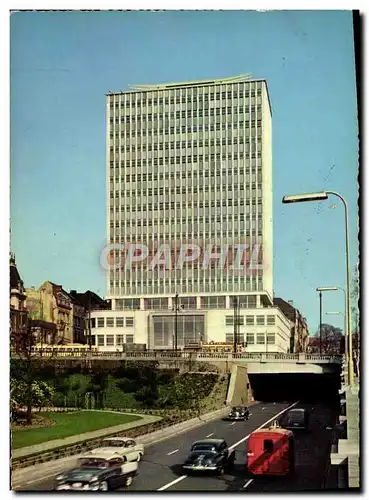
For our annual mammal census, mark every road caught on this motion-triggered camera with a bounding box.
[13,401,337,492]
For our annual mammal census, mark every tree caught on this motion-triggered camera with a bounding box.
[10,317,57,424]
[11,379,55,417]
[311,323,343,355]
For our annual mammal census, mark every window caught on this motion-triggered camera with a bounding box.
[201,296,226,309]
[126,317,134,327]
[106,335,114,346]
[246,333,255,345]
[225,333,234,343]
[267,334,275,344]
[257,334,265,345]
[225,316,234,326]
[267,315,275,326]
[126,335,134,344]
[116,335,124,345]
[116,317,124,327]
[90,318,96,328]
[97,318,105,328]
[106,317,114,327]
[246,316,254,326]
[256,315,265,326]
[264,439,274,453]
[97,335,105,346]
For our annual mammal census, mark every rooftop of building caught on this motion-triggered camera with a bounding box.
[106,73,272,113]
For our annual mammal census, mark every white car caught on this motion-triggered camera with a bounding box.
[55,451,138,491]
[89,437,144,462]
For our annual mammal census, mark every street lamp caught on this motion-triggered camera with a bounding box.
[317,286,347,359]
[283,190,354,385]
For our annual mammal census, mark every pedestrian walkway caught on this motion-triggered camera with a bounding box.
[12,412,161,460]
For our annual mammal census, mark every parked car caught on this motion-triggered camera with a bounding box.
[279,408,310,431]
[182,439,235,475]
[55,452,138,491]
[89,437,144,462]
[226,406,250,421]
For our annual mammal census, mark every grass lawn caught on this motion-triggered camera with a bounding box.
[11,411,142,450]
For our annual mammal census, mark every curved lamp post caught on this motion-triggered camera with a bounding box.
[317,286,347,358]
[282,190,354,385]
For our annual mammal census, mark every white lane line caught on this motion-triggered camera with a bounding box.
[157,475,188,491]
[167,449,179,456]
[243,479,254,489]
[262,407,266,410]
[230,422,236,426]
[157,401,299,491]
[206,433,214,438]
[228,401,299,451]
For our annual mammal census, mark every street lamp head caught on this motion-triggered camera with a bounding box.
[326,311,343,316]
[316,286,339,292]
[282,192,329,204]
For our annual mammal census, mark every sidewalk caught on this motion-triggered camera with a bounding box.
[12,413,161,460]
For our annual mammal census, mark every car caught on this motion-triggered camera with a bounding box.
[89,437,144,462]
[182,439,235,475]
[226,405,250,421]
[279,408,310,431]
[55,451,138,491]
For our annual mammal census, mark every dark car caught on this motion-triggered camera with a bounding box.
[279,408,310,431]
[182,439,235,475]
[55,452,138,491]
[226,406,250,421]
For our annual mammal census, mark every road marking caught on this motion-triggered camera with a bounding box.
[157,401,299,491]
[206,433,214,438]
[262,407,266,410]
[230,422,236,426]
[243,479,254,489]
[228,401,299,451]
[157,475,188,491]
[167,449,179,456]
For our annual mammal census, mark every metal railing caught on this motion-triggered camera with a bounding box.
[18,350,342,363]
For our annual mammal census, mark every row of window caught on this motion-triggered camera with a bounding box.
[114,213,263,225]
[110,160,261,173]
[111,144,262,155]
[92,334,134,346]
[111,151,261,166]
[110,282,264,294]
[225,315,276,326]
[225,332,276,345]
[91,317,134,328]
[114,219,263,230]
[111,136,261,148]
[109,121,262,135]
[112,172,263,185]
[116,106,262,121]
[109,88,262,107]
[112,188,263,200]
[110,230,264,241]
[114,295,259,310]
[112,200,262,214]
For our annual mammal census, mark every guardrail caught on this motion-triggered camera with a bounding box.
[13,350,342,364]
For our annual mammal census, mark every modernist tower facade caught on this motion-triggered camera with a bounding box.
[92,75,292,352]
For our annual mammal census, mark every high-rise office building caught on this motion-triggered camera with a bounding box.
[91,75,292,352]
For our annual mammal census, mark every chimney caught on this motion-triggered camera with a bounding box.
[288,300,294,306]
[70,290,77,295]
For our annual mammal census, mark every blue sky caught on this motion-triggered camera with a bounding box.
[10,10,359,335]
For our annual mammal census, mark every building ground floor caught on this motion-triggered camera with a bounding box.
[88,293,294,353]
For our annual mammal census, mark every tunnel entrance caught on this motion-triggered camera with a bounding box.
[248,372,341,404]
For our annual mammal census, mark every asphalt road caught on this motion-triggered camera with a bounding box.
[14,401,337,492]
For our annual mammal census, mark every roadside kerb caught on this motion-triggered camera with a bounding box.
[11,405,231,483]
[12,414,161,470]
[136,406,231,446]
